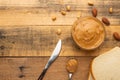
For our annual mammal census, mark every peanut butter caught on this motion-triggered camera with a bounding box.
[66,59,78,73]
[72,17,105,50]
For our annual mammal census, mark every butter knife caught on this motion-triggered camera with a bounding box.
[38,39,62,80]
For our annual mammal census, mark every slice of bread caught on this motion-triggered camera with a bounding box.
[88,72,93,80]
[88,47,120,80]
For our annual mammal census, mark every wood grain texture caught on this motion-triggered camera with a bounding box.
[0,0,120,80]
[0,0,120,26]
[0,0,119,56]
[0,57,94,80]
[0,26,120,56]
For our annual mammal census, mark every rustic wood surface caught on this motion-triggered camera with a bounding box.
[0,0,120,56]
[0,57,94,80]
[0,0,120,80]
[0,26,120,56]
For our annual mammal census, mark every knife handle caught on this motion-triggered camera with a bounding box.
[38,68,48,80]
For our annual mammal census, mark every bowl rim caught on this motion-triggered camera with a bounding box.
[71,16,106,50]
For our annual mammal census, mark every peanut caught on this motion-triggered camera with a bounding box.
[66,5,71,11]
[109,7,113,14]
[88,1,94,6]
[56,29,62,35]
[61,10,66,15]
[51,16,56,21]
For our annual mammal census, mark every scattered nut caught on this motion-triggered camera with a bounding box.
[102,17,110,26]
[92,8,97,17]
[66,5,71,11]
[66,59,78,73]
[51,16,56,21]
[109,7,113,14]
[61,10,66,15]
[113,32,120,41]
[88,1,94,6]
[56,29,62,35]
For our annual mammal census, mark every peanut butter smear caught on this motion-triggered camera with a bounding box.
[72,17,105,50]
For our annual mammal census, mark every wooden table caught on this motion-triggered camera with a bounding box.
[0,0,120,80]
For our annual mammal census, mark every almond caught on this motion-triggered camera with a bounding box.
[102,17,110,26]
[92,8,97,17]
[113,32,120,41]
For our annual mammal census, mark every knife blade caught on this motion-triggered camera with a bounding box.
[38,39,62,80]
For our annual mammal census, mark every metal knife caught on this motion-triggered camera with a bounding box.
[38,39,62,80]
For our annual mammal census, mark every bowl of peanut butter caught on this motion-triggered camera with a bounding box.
[72,16,105,50]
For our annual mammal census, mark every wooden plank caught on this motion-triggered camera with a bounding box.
[0,0,120,26]
[0,0,119,7]
[0,0,119,80]
[0,57,94,80]
[0,0,47,7]
[0,25,120,56]
[0,8,119,26]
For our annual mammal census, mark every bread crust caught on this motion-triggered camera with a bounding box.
[89,50,112,80]
[89,58,96,80]
[88,47,120,80]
